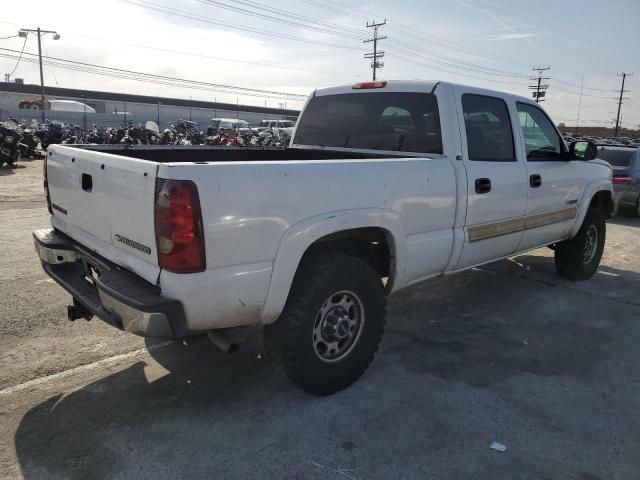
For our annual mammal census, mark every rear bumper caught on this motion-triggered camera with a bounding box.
[34,228,190,339]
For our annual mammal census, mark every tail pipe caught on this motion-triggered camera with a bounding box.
[207,330,239,354]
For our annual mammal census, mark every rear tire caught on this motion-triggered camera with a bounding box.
[264,252,386,396]
[554,208,605,281]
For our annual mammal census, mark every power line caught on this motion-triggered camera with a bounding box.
[67,32,362,79]
[198,0,365,39]
[196,0,364,40]
[40,40,59,87]
[156,0,534,81]
[388,52,530,86]
[364,20,386,81]
[117,0,362,50]
[0,48,308,101]
[6,35,28,80]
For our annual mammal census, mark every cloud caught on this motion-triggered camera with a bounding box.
[485,33,537,41]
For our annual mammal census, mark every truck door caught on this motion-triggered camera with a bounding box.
[514,102,585,250]
[454,91,528,268]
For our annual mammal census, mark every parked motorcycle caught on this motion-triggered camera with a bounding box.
[34,120,65,149]
[18,125,44,159]
[144,121,161,145]
[0,121,23,167]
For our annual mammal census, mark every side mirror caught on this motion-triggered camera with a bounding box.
[569,140,597,161]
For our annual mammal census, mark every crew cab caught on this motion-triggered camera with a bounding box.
[35,80,613,395]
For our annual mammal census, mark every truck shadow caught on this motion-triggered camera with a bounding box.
[13,250,639,479]
[0,165,18,176]
[608,214,640,229]
[14,330,294,480]
[383,250,638,389]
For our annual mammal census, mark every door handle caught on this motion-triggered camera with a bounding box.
[530,174,542,188]
[475,178,491,194]
[81,173,93,192]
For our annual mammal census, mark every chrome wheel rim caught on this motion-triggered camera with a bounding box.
[312,290,365,363]
[582,225,598,264]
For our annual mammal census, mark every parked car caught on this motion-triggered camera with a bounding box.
[206,118,251,136]
[597,146,640,216]
[255,119,296,131]
[35,80,613,395]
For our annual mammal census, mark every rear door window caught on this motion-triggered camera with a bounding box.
[462,94,515,161]
[294,92,443,154]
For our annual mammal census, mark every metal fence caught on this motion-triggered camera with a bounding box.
[0,107,297,131]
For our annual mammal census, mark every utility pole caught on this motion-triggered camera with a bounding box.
[18,27,61,122]
[363,20,386,81]
[614,72,633,137]
[576,75,584,136]
[530,66,550,103]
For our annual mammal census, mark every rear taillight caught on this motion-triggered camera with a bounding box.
[154,179,206,273]
[43,152,52,214]
[612,175,633,185]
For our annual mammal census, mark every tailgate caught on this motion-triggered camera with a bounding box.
[46,145,160,284]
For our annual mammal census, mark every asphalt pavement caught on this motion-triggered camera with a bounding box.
[1,159,639,480]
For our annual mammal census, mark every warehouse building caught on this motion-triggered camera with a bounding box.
[0,82,300,129]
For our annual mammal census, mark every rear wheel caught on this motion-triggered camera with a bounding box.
[264,252,386,396]
[554,208,605,280]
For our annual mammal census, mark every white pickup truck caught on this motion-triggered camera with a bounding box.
[35,80,613,395]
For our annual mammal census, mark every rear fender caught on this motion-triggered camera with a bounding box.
[260,208,406,324]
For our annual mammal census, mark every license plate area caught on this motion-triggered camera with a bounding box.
[82,258,102,286]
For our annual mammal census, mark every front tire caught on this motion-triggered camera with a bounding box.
[264,252,386,396]
[554,208,605,281]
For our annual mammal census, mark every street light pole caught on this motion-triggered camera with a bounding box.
[19,27,60,123]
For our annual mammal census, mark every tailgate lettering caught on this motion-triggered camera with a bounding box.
[114,234,152,255]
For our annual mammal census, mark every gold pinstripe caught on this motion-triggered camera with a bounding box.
[468,207,577,243]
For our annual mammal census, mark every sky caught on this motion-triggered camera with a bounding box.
[0,0,639,128]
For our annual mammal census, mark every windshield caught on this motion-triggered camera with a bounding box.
[294,92,443,154]
[598,148,634,167]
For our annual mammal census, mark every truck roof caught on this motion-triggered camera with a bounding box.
[314,80,535,105]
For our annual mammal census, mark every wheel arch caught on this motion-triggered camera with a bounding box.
[260,209,406,324]
[570,181,613,238]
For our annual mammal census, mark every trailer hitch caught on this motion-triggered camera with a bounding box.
[67,299,94,321]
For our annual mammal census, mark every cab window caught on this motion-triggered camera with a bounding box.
[294,92,443,154]
[517,103,564,161]
[462,94,515,161]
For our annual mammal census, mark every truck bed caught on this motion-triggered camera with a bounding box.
[70,145,406,163]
